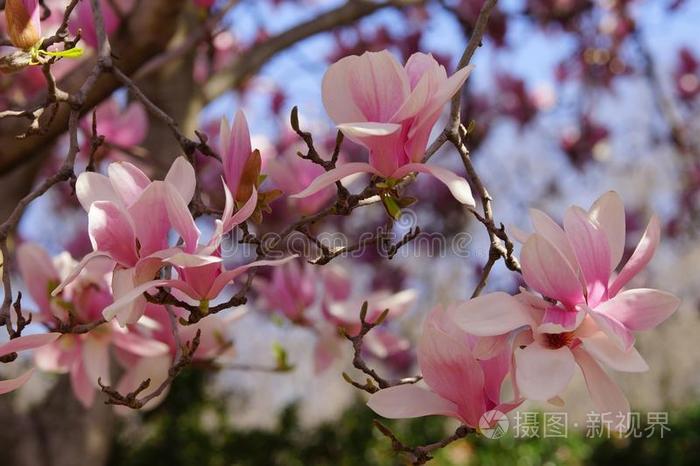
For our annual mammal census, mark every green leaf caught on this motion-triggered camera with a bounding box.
[381,194,402,220]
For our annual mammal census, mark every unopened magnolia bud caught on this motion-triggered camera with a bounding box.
[235,149,262,203]
[5,0,42,50]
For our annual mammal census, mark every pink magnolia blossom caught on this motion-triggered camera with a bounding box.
[53,157,226,325]
[5,0,41,50]
[0,333,60,395]
[450,192,680,422]
[291,50,475,206]
[17,243,169,407]
[80,99,148,161]
[220,110,260,203]
[94,168,295,317]
[57,156,276,325]
[254,260,317,324]
[368,305,520,428]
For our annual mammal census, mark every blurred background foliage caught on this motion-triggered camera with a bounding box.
[108,368,700,466]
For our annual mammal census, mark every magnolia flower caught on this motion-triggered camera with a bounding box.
[18,243,169,407]
[368,305,520,428]
[53,158,227,325]
[220,111,261,203]
[0,333,60,395]
[57,157,272,325]
[292,50,475,206]
[254,260,317,324]
[450,192,680,422]
[514,191,679,353]
[80,99,148,160]
[5,0,41,50]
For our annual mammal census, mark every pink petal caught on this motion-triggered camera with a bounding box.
[0,369,35,395]
[423,63,475,118]
[538,305,584,333]
[88,201,139,266]
[82,336,111,386]
[208,256,298,299]
[0,332,60,357]
[580,332,648,372]
[594,288,680,332]
[418,320,486,426]
[337,122,402,138]
[404,52,447,89]
[223,186,257,233]
[108,161,151,207]
[448,292,533,336]
[70,358,96,408]
[221,111,252,197]
[520,234,584,307]
[572,346,630,430]
[108,267,145,325]
[17,243,59,315]
[609,215,660,297]
[165,157,196,205]
[480,347,512,406]
[472,334,510,359]
[103,278,190,323]
[75,172,121,211]
[322,50,410,124]
[563,206,611,305]
[163,183,201,253]
[585,304,635,351]
[34,341,71,373]
[111,326,169,357]
[529,208,579,273]
[163,252,221,269]
[290,163,378,199]
[514,343,576,401]
[392,163,475,206]
[391,69,433,122]
[128,182,170,256]
[52,251,112,296]
[588,191,626,271]
[367,384,458,420]
[337,123,403,176]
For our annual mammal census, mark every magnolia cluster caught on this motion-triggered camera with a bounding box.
[368,192,679,430]
[0,46,680,429]
[0,109,292,405]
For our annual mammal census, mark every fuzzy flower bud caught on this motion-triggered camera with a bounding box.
[5,0,42,50]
